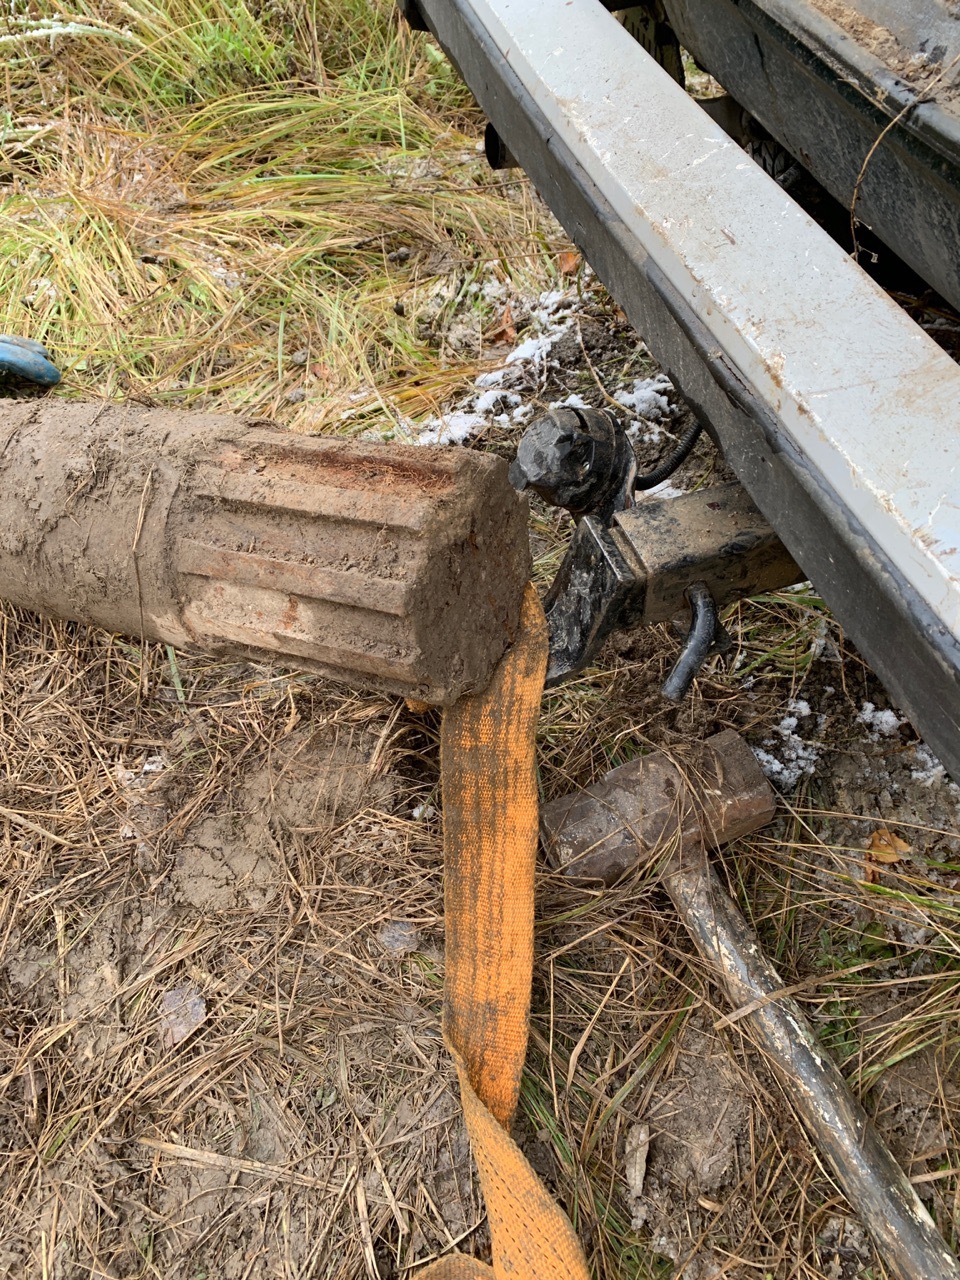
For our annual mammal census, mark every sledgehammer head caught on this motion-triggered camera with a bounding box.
[541,730,776,885]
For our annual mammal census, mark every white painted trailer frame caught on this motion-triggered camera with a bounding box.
[416,0,960,777]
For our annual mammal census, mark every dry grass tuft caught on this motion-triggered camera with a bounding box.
[0,607,481,1277]
[2,0,558,423]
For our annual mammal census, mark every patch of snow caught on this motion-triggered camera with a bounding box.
[481,276,507,303]
[416,410,486,446]
[626,420,664,444]
[754,697,822,790]
[411,385,521,447]
[408,284,590,445]
[549,393,591,411]
[505,333,556,366]
[530,288,573,323]
[474,387,519,413]
[808,618,840,663]
[910,743,949,787]
[614,373,674,421]
[479,286,579,384]
[857,701,905,739]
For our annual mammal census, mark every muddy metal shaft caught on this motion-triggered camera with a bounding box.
[0,399,530,705]
[667,856,960,1280]
[542,735,960,1280]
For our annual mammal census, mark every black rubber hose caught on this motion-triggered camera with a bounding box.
[661,581,717,701]
[634,419,703,491]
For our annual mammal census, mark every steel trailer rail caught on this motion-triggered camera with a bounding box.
[411,0,960,780]
[656,0,960,313]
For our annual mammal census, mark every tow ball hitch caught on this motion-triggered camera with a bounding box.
[510,405,802,695]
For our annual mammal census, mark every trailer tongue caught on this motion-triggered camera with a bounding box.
[407,0,960,781]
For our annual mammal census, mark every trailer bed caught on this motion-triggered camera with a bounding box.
[657,0,960,310]
[414,0,960,779]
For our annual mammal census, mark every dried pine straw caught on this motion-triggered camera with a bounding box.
[0,609,469,1278]
[3,603,959,1278]
[2,2,960,1279]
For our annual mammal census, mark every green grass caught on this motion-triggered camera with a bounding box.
[1,0,557,422]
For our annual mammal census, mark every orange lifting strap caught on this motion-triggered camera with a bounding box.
[421,586,591,1280]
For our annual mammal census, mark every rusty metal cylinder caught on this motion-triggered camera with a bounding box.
[0,399,531,704]
[541,730,777,884]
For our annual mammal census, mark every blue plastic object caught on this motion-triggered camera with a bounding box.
[0,334,61,386]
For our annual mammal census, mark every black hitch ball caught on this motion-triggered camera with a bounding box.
[508,406,635,523]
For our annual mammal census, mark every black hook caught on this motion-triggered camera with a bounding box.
[661,581,720,701]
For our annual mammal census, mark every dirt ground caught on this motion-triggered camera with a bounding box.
[2,247,960,1279]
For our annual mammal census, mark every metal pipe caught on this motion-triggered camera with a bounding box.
[664,851,960,1280]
